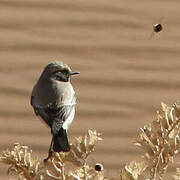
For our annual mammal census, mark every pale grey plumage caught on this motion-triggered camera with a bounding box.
[30,60,79,160]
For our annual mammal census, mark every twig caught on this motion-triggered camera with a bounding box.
[152,151,162,180]
[83,162,88,180]
[62,164,65,180]
[166,118,180,138]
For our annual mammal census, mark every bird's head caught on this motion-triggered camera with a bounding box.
[42,61,80,82]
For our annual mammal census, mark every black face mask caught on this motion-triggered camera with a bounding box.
[54,71,70,82]
[52,69,80,82]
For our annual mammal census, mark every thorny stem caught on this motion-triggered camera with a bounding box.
[62,164,65,180]
[152,151,162,180]
[82,153,89,180]
[83,162,88,180]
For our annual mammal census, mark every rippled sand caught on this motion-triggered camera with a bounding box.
[1,0,180,178]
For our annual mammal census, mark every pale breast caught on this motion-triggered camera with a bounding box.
[33,79,75,107]
[55,81,76,106]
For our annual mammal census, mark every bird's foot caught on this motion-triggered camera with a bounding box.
[43,151,53,163]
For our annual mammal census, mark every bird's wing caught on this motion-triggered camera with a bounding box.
[45,93,76,121]
[48,93,77,134]
[31,95,52,127]
[31,93,77,134]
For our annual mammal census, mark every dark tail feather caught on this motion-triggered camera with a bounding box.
[53,128,70,152]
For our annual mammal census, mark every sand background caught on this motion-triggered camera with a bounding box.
[1,0,180,179]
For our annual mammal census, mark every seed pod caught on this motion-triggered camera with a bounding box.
[95,163,104,171]
[153,24,163,33]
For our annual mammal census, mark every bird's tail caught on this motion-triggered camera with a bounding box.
[53,128,70,152]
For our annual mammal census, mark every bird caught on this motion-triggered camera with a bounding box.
[30,60,80,161]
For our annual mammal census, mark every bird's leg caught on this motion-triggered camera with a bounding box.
[44,136,54,163]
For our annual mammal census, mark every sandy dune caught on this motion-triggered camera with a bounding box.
[1,0,180,179]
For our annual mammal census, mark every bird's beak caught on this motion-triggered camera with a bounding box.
[70,71,80,76]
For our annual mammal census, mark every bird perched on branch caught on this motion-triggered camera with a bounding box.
[30,61,80,161]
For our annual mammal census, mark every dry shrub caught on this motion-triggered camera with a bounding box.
[1,102,180,179]
[135,101,180,179]
[0,143,43,180]
[0,130,104,180]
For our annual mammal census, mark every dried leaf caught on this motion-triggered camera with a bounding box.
[172,168,180,180]
[135,102,180,179]
[0,143,43,180]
